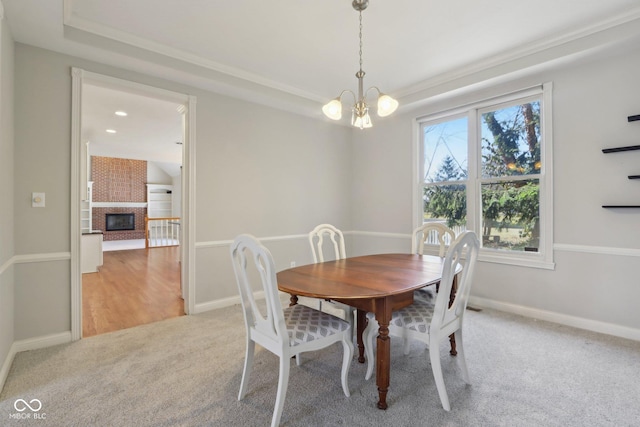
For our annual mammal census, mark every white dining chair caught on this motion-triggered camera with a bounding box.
[231,234,353,427]
[309,223,346,263]
[308,224,356,334]
[363,231,480,411]
[412,222,456,257]
[410,222,457,354]
[412,222,456,296]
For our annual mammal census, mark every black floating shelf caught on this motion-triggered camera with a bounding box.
[628,114,640,122]
[602,205,640,208]
[602,145,640,153]
[629,175,640,180]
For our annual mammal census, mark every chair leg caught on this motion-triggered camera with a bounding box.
[429,337,451,411]
[448,275,459,356]
[272,355,291,427]
[349,309,356,341]
[341,334,354,397]
[454,329,470,384]
[402,336,411,355]
[363,319,377,380]
[238,339,255,400]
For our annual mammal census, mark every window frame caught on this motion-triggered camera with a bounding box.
[413,84,554,269]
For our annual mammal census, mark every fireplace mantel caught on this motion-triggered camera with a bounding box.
[93,202,147,208]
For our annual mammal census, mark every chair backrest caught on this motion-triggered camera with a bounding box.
[412,222,456,257]
[430,231,479,335]
[308,224,346,263]
[230,234,289,349]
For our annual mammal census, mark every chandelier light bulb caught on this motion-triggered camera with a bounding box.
[352,111,372,129]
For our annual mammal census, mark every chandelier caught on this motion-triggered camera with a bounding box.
[322,0,399,129]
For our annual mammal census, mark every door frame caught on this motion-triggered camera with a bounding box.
[70,68,197,340]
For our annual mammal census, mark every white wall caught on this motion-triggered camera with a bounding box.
[350,47,640,338]
[11,43,352,339]
[192,90,352,307]
[147,161,180,216]
[12,46,74,341]
[7,28,640,355]
[172,173,181,218]
[147,161,172,185]
[0,1,16,388]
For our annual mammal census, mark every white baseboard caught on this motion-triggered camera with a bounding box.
[193,296,240,314]
[0,343,17,393]
[12,332,72,353]
[469,296,640,342]
[193,291,266,314]
[1,332,72,393]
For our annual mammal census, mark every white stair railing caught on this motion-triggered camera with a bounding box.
[145,217,180,248]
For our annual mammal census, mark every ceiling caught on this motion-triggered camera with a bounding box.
[4,0,640,164]
[82,83,183,177]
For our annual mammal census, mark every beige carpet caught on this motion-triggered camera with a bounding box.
[1,301,640,426]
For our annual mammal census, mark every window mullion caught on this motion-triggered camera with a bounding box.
[414,120,425,229]
[466,109,480,235]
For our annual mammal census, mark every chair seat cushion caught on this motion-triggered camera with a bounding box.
[414,287,436,302]
[284,304,350,346]
[391,298,436,334]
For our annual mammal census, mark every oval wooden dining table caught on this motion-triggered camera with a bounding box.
[276,253,445,410]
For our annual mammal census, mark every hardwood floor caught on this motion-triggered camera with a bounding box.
[82,246,185,337]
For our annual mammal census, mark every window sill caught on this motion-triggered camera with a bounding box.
[478,250,555,270]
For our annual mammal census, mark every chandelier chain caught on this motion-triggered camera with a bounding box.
[358,11,363,72]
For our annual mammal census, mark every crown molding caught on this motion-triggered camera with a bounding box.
[62,0,323,104]
[397,8,640,104]
[60,1,640,122]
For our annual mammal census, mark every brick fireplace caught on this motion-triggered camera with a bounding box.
[91,156,147,241]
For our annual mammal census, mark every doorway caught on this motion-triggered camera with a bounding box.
[71,69,196,340]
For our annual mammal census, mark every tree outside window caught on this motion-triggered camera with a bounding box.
[422,98,543,253]
[423,116,468,234]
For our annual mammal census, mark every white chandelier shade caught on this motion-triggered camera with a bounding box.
[377,94,399,117]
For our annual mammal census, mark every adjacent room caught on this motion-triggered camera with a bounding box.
[79,81,186,337]
[1,1,639,426]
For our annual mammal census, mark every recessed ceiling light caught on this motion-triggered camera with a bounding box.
[106,129,117,134]
[115,111,128,116]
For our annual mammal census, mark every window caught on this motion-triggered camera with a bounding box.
[416,85,554,269]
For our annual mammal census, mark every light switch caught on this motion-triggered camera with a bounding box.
[32,192,45,208]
